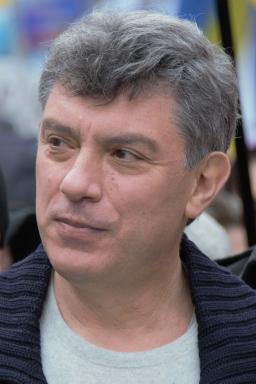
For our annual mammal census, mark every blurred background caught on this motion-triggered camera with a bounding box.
[0,0,255,268]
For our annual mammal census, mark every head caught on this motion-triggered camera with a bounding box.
[36,11,238,285]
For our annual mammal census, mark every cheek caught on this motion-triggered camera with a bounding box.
[107,172,171,217]
[110,170,192,227]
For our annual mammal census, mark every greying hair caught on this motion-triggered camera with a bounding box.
[39,11,238,168]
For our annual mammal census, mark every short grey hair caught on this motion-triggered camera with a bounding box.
[39,11,238,168]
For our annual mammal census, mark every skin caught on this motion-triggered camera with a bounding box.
[36,83,230,351]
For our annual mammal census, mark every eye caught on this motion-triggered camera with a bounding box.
[112,148,142,161]
[48,136,69,149]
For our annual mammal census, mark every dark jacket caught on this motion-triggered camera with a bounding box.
[1,237,256,383]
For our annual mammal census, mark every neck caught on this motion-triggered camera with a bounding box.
[54,253,193,352]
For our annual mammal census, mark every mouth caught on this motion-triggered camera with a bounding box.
[53,216,107,240]
[56,217,105,230]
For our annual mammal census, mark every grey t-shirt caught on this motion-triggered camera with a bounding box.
[40,279,200,384]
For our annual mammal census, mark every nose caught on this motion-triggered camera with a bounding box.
[60,152,103,203]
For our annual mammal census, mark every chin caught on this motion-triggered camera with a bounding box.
[45,240,114,283]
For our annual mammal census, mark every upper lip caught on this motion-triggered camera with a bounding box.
[55,216,106,231]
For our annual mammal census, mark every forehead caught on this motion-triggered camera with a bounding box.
[43,84,174,119]
[41,84,184,154]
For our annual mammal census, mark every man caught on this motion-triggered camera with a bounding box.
[0,10,255,384]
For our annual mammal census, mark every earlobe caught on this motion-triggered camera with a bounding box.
[185,152,231,220]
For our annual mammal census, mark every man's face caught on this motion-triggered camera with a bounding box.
[36,84,197,284]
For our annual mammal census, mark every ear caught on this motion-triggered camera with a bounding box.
[185,152,231,220]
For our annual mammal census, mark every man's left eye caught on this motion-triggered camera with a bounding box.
[112,149,142,161]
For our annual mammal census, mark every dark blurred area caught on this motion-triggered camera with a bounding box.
[7,205,40,264]
[0,119,39,267]
[0,119,36,208]
[0,161,40,270]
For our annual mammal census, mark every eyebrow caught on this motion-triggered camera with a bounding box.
[40,118,159,153]
[96,134,159,153]
[40,118,80,141]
